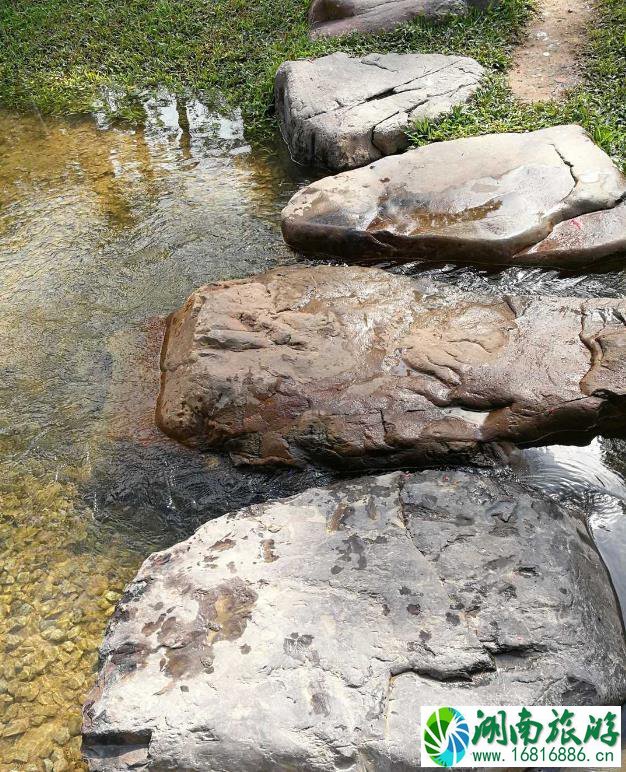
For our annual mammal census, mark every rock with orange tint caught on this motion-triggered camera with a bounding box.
[309,0,489,37]
[154,264,626,470]
[518,200,626,268]
[281,125,626,269]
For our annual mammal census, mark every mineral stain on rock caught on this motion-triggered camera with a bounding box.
[156,264,626,470]
[261,538,279,562]
[82,471,626,770]
[95,573,258,689]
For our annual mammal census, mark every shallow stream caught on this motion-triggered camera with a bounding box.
[0,92,624,770]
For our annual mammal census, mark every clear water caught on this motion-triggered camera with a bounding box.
[0,93,330,770]
[0,92,624,770]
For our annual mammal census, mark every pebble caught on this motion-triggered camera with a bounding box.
[2,719,29,738]
[0,470,141,769]
[43,627,67,643]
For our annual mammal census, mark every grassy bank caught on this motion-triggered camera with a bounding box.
[408,0,626,166]
[0,0,529,125]
[0,0,623,165]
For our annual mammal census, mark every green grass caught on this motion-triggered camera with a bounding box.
[0,0,623,166]
[408,0,626,167]
[0,0,529,129]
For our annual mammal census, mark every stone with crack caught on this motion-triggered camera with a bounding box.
[518,200,626,266]
[275,52,484,171]
[155,264,626,469]
[82,470,626,770]
[281,125,626,269]
[309,0,492,37]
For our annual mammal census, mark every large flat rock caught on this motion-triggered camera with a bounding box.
[275,53,484,171]
[281,125,626,269]
[83,471,626,770]
[155,265,626,469]
[309,0,485,37]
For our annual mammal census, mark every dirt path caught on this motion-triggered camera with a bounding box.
[509,0,594,102]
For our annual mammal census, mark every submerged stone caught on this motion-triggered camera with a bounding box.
[281,125,626,269]
[83,470,626,770]
[155,265,626,470]
[275,52,484,171]
[309,0,490,37]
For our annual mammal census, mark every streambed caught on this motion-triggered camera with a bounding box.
[0,93,624,770]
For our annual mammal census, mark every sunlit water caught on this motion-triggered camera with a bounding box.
[0,91,624,770]
[0,93,330,771]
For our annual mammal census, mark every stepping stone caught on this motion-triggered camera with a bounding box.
[281,124,626,269]
[276,52,484,171]
[83,471,626,770]
[309,0,487,37]
[518,200,626,267]
[154,265,626,469]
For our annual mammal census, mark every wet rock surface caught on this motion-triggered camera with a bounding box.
[309,0,487,37]
[519,200,626,266]
[155,264,626,470]
[275,52,483,171]
[281,125,626,269]
[83,470,626,771]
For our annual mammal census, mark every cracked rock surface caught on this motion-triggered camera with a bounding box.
[309,0,487,37]
[155,264,626,470]
[275,52,483,171]
[281,124,626,269]
[82,470,626,770]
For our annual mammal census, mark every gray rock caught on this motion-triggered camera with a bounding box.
[154,264,626,470]
[275,52,484,171]
[309,0,488,37]
[281,124,626,269]
[82,470,626,770]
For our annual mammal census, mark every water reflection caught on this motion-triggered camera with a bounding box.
[512,438,626,614]
[0,95,311,488]
[0,95,316,770]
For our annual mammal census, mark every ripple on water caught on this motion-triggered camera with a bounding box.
[1,89,625,770]
[0,93,317,770]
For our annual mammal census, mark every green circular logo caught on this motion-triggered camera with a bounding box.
[424,707,470,767]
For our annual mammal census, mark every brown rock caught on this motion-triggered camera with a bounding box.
[518,200,626,268]
[156,265,626,469]
[309,0,488,38]
[281,125,626,269]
